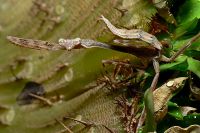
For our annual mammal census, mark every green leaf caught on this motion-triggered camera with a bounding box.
[160,55,188,71]
[183,114,200,126]
[167,101,183,120]
[143,89,156,132]
[187,41,200,51]
[177,0,200,23]
[174,18,199,39]
[185,50,200,58]
[172,33,200,55]
[187,57,200,78]
[173,0,200,40]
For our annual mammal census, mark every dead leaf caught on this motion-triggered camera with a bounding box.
[180,106,197,116]
[190,83,200,101]
[153,77,187,121]
[164,125,200,133]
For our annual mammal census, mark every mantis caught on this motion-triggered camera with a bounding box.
[7,15,200,132]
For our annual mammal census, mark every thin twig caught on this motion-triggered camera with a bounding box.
[28,93,53,106]
[55,119,74,133]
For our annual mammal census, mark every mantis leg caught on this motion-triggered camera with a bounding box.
[160,32,200,62]
[137,32,199,131]
[137,58,160,131]
[150,59,160,91]
[137,33,200,131]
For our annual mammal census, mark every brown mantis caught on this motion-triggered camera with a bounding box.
[7,15,200,132]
